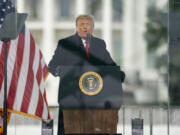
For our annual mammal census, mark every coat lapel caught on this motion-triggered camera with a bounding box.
[74,33,84,48]
[73,33,96,61]
[73,33,88,59]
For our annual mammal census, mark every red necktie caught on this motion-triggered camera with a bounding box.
[85,40,90,60]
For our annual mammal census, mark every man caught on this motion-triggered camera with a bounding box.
[48,14,125,134]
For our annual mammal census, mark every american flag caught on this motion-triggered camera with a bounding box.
[0,0,15,28]
[0,0,50,122]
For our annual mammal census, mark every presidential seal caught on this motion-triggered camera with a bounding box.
[79,71,103,96]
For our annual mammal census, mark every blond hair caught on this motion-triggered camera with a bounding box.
[76,14,94,27]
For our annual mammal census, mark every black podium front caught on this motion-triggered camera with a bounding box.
[58,66,123,109]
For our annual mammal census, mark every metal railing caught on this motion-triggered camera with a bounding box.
[7,105,180,135]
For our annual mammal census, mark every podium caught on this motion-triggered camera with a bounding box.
[57,66,123,134]
[58,66,123,109]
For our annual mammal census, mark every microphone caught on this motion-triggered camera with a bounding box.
[87,34,92,48]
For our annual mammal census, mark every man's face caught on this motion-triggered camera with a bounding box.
[76,18,94,39]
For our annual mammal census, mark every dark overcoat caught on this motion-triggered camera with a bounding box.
[48,33,125,104]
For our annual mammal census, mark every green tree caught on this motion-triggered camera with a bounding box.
[144,3,168,104]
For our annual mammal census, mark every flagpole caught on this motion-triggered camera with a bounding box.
[3,38,9,135]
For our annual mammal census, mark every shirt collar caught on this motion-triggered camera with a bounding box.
[81,38,86,47]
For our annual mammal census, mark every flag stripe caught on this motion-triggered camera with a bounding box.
[37,53,42,85]
[40,52,48,80]
[7,33,25,109]
[7,40,19,96]
[35,89,44,117]
[43,65,48,80]
[35,54,44,117]
[0,42,3,53]
[42,95,48,119]
[13,29,30,111]
[0,42,11,92]
[27,38,40,115]
[43,92,50,119]
[20,34,35,113]
[0,43,5,92]
[0,42,12,107]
